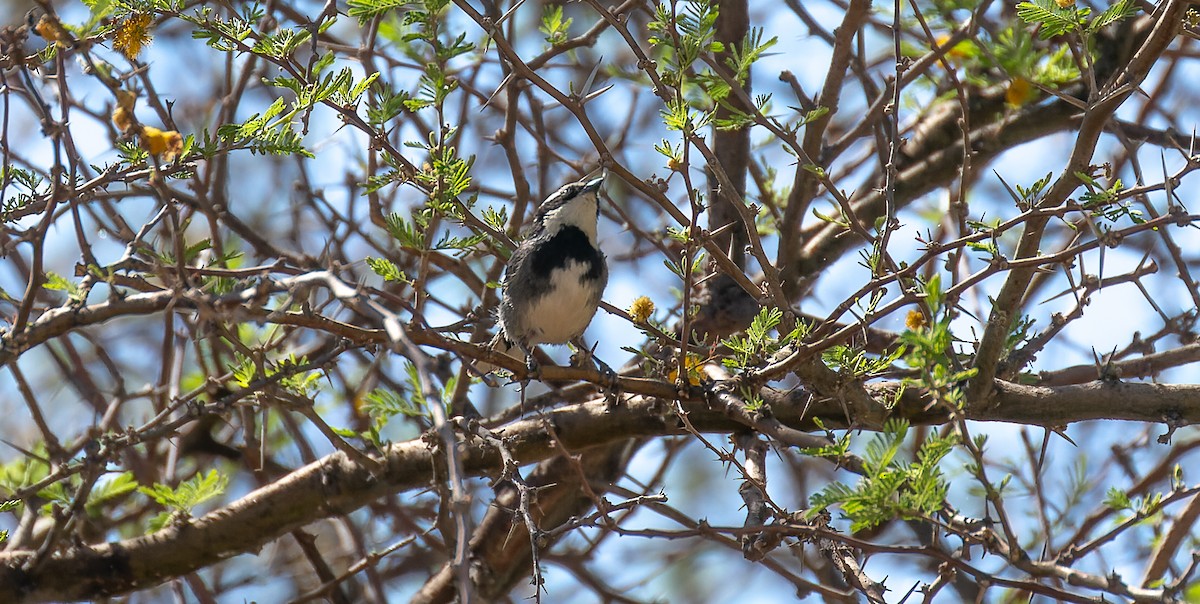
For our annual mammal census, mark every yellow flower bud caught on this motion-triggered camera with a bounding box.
[139,126,184,161]
[1005,77,1037,107]
[905,309,927,331]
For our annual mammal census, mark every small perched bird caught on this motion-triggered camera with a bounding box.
[488,175,608,375]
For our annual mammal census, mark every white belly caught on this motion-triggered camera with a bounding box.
[525,260,600,344]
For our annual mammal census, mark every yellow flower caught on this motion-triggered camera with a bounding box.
[112,90,138,132]
[905,309,927,331]
[1005,77,1037,107]
[113,14,153,60]
[667,354,705,386]
[629,296,655,324]
[34,15,71,48]
[1055,0,1075,7]
[139,126,184,161]
[933,34,973,64]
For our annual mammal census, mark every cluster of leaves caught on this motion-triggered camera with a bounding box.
[805,419,957,531]
[181,4,370,161]
[346,0,409,22]
[365,84,413,127]
[337,364,456,448]
[405,128,476,213]
[0,447,191,534]
[0,445,53,501]
[720,307,808,371]
[356,1,497,264]
[0,166,48,221]
[648,1,779,132]
[914,0,1142,111]
[185,0,493,268]
[230,353,324,398]
[702,28,777,131]
[214,96,313,158]
[898,275,976,408]
[915,23,1079,108]
[823,344,906,383]
[352,388,424,447]
[539,5,574,47]
[139,470,228,531]
[42,271,86,304]
[57,473,140,518]
[1016,0,1140,40]
[717,304,905,388]
[366,257,409,283]
[379,198,489,257]
[131,238,245,294]
[188,3,264,51]
[268,62,378,114]
[647,1,723,86]
[662,224,708,279]
[1076,171,1144,226]
[964,171,1044,258]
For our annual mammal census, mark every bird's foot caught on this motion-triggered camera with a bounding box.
[571,339,618,394]
[598,361,621,406]
[523,353,542,383]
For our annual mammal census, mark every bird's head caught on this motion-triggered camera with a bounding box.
[534,175,604,243]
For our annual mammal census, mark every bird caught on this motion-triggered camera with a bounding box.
[485,175,609,377]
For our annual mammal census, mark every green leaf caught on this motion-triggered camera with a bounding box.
[747,307,782,344]
[347,0,409,23]
[342,71,381,105]
[367,84,412,126]
[1089,0,1139,32]
[138,469,228,514]
[1016,0,1088,38]
[276,355,323,397]
[85,472,138,517]
[922,273,944,315]
[801,106,829,125]
[251,27,311,58]
[361,388,424,435]
[401,362,452,416]
[727,28,776,84]
[384,212,423,247]
[660,97,712,132]
[539,4,573,46]
[654,139,682,165]
[481,205,509,233]
[183,239,213,263]
[43,271,84,303]
[0,444,51,495]
[147,511,173,532]
[366,256,407,283]
[1103,486,1132,511]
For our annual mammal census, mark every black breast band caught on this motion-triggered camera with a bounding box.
[529,226,604,281]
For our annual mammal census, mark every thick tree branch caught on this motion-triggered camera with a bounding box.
[411,441,637,603]
[4,376,1200,601]
[708,0,750,267]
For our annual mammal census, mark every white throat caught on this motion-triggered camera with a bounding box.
[541,193,599,243]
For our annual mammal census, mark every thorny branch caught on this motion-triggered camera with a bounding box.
[2,0,1200,602]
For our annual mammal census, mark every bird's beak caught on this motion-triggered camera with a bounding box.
[581,175,604,193]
